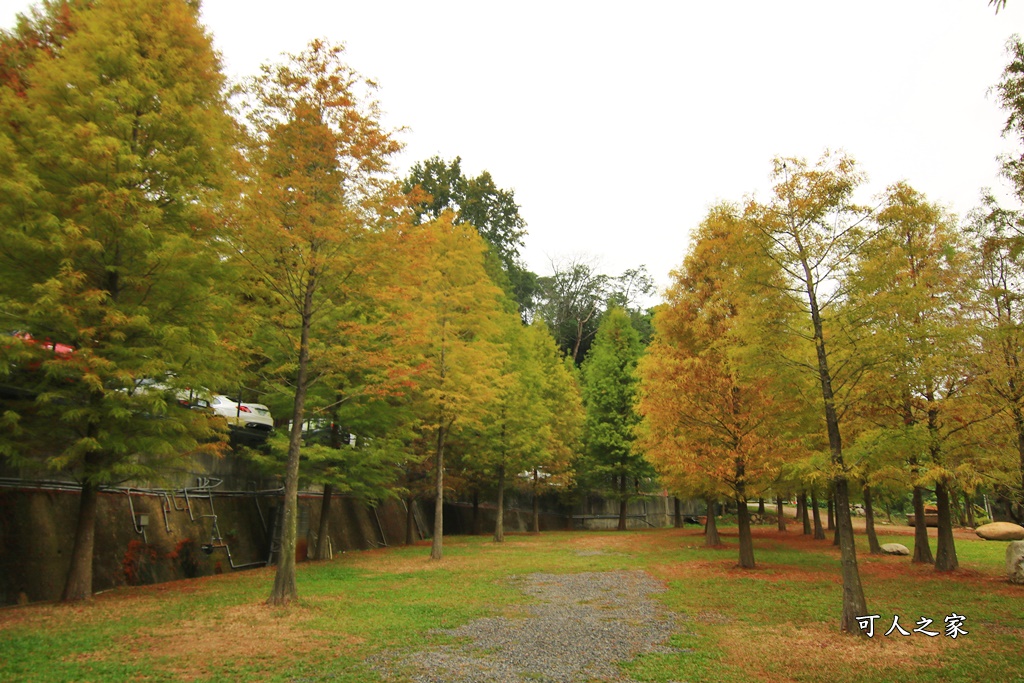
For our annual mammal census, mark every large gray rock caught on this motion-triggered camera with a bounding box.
[1007,542,1024,585]
[975,522,1024,541]
[881,543,910,556]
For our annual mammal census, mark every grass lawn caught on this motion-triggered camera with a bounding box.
[1,523,1021,682]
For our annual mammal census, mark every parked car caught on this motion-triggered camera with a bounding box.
[3,332,79,400]
[300,418,355,447]
[12,332,75,358]
[170,388,273,436]
[206,394,274,432]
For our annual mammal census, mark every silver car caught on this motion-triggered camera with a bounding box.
[208,394,274,432]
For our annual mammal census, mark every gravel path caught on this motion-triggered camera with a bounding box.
[370,570,684,683]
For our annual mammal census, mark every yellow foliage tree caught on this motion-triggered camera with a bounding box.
[400,215,507,560]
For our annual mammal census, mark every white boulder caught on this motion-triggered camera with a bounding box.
[1007,541,1024,585]
[881,543,910,556]
[975,522,1024,541]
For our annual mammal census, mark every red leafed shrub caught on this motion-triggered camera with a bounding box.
[168,538,201,578]
[122,540,159,585]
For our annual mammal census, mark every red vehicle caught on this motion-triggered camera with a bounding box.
[2,332,77,399]
[12,332,75,358]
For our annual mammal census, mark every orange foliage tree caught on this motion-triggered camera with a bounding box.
[638,205,800,567]
[231,40,403,605]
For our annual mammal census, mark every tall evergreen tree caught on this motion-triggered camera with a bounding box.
[400,216,507,560]
[524,323,584,531]
[744,153,871,633]
[580,307,652,530]
[973,35,1024,522]
[0,0,234,602]
[471,320,582,541]
[854,183,981,571]
[970,197,1024,523]
[232,39,403,605]
[638,204,801,568]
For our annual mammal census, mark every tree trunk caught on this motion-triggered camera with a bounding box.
[834,476,868,634]
[531,469,540,534]
[405,496,416,545]
[811,490,825,540]
[964,490,976,528]
[268,425,304,603]
[863,485,882,554]
[430,424,447,560]
[314,418,344,560]
[314,483,334,560]
[268,300,314,606]
[704,497,720,546]
[531,494,540,533]
[776,496,787,532]
[757,497,766,515]
[62,479,99,602]
[737,494,755,568]
[572,318,584,365]
[472,490,481,536]
[494,464,505,543]
[801,492,812,535]
[617,474,627,531]
[800,245,868,633]
[827,492,835,531]
[831,487,840,546]
[934,480,959,572]
[911,485,933,564]
[795,495,803,530]
[1013,405,1024,523]
[951,486,965,526]
[267,284,319,604]
[674,497,683,528]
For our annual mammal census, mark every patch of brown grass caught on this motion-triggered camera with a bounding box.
[721,622,957,682]
[112,603,346,681]
[0,587,165,633]
[556,528,698,553]
[0,570,273,634]
[649,559,843,587]
[344,544,441,574]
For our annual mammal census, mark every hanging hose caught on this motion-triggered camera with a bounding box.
[182,486,195,521]
[125,489,148,544]
[206,484,222,541]
[159,493,172,533]
[201,541,266,570]
[373,506,388,547]
[248,481,267,534]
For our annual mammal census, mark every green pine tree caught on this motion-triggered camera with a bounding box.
[580,307,653,530]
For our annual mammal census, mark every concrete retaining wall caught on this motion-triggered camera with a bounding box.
[0,485,412,606]
[1,478,695,605]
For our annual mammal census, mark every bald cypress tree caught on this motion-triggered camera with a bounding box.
[0,0,235,602]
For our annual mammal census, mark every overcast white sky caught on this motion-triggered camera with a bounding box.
[3,1,1024,299]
